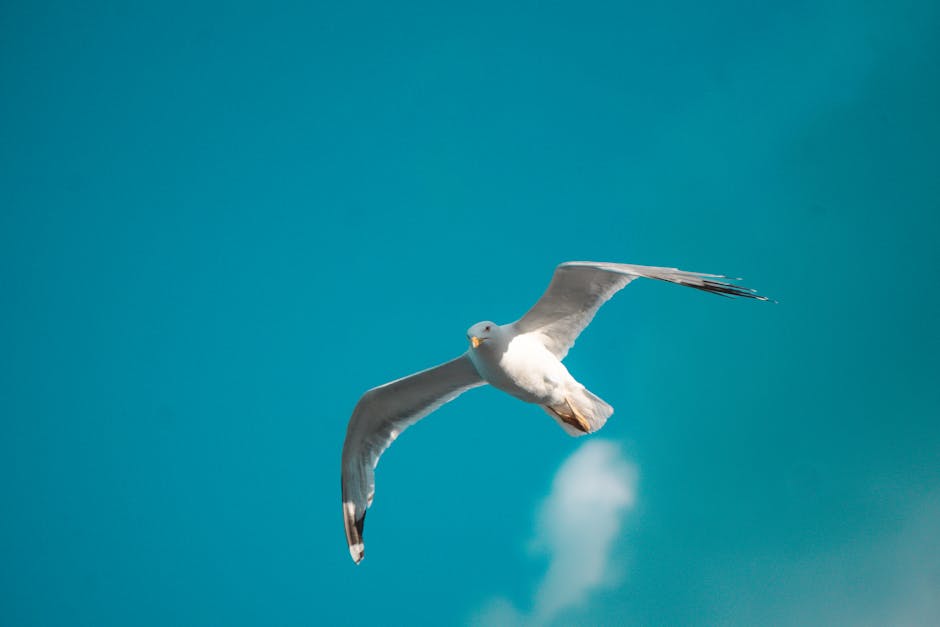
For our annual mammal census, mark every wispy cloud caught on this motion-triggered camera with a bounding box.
[473,440,638,626]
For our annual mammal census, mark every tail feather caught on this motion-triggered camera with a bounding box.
[543,387,614,437]
[577,387,614,430]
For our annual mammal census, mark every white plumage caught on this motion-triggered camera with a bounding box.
[340,261,768,563]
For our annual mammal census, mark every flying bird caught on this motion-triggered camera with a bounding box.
[341,261,768,563]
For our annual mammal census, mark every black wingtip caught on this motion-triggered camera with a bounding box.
[351,513,366,564]
[694,278,772,302]
[343,501,367,564]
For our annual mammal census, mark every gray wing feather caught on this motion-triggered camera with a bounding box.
[340,354,484,563]
[513,261,768,359]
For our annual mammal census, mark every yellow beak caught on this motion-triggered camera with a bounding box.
[470,336,481,348]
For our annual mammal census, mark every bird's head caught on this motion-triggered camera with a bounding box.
[467,321,498,349]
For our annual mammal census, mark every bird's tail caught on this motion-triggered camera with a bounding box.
[542,386,614,437]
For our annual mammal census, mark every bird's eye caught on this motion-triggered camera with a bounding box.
[484,325,491,332]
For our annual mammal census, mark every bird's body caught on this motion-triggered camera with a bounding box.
[469,326,611,435]
[469,327,564,404]
[340,261,769,563]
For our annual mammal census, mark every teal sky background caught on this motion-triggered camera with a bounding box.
[2,1,939,625]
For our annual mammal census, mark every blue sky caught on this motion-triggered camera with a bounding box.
[2,1,939,625]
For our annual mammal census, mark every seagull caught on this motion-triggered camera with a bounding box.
[341,261,768,563]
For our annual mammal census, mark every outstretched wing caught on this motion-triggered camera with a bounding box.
[513,261,768,359]
[340,354,485,564]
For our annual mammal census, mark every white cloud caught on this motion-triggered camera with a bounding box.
[472,440,638,626]
[531,440,637,623]
[471,597,526,627]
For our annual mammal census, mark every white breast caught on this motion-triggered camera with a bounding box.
[495,332,574,404]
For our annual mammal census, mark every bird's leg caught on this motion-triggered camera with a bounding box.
[564,397,592,433]
[544,399,591,434]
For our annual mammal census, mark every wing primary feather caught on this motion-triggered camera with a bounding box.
[343,500,365,564]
